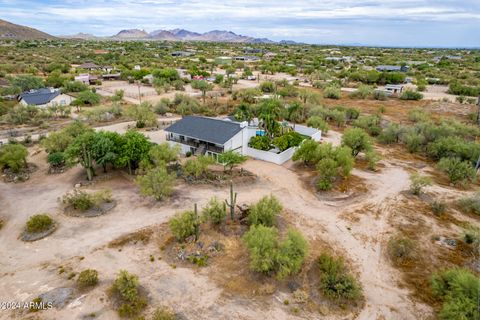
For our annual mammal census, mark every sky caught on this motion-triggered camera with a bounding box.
[1,0,480,47]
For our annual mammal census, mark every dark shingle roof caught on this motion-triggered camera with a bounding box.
[19,88,60,105]
[165,116,243,145]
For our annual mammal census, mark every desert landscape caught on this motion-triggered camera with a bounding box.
[0,3,479,319]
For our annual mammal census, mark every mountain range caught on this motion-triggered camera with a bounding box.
[103,28,277,43]
[0,18,297,44]
[0,19,55,40]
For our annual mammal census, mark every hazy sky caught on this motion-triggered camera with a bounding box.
[1,0,479,47]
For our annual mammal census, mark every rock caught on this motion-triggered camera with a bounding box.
[74,183,82,188]
[38,287,74,308]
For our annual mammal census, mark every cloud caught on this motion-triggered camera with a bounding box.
[1,0,479,46]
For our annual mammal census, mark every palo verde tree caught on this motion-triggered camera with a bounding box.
[65,131,97,181]
[0,143,29,173]
[217,150,247,172]
[191,80,213,103]
[341,127,373,157]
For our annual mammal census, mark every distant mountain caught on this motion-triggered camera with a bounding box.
[0,19,54,40]
[105,28,274,43]
[62,32,98,40]
[115,29,149,39]
[149,30,178,41]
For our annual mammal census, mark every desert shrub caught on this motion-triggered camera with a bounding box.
[431,201,446,216]
[427,136,480,163]
[276,229,309,279]
[437,157,476,185]
[373,90,388,101]
[408,108,429,122]
[307,116,329,133]
[259,81,275,93]
[341,127,372,157]
[183,155,214,178]
[403,131,425,153]
[272,132,304,151]
[243,225,279,274]
[25,214,53,233]
[202,197,226,225]
[349,85,373,99]
[463,225,480,247]
[0,143,28,173]
[365,150,380,171]
[353,115,381,136]
[458,192,480,215]
[317,254,361,300]
[430,268,480,320]
[47,152,65,167]
[136,166,176,201]
[400,90,423,100]
[111,270,147,318]
[327,109,346,127]
[128,102,157,128]
[345,107,360,120]
[316,158,338,191]
[169,210,197,242]
[387,235,417,266]
[62,189,112,211]
[249,135,271,151]
[409,173,432,195]
[378,124,403,144]
[247,195,283,227]
[152,307,176,320]
[323,86,341,99]
[77,269,99,288]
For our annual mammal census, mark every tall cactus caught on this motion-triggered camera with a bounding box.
[225,181,237,221]
[193,203,200,242]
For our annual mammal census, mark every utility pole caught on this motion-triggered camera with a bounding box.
[476,95,480,126]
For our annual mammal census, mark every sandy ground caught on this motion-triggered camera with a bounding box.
[1,137,444,320]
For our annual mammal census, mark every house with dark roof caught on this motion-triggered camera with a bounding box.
[18,88,74,108]
[78,62,101,70]
[164,116,322,164]
[165,116,248,156]
[376,65,409,72]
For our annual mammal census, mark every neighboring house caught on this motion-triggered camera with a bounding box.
[74,73,98,85]
[18,88,74,108]
[243,47,263,54]
[385,84,405,95]
[102,73,121,80]
[79,62,101,70]
[376,65,409,72]
[171,51,193,57]
[165,116,321,165]
[233,56,260,62]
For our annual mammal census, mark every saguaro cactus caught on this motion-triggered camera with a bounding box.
[225,181,237,221]
[193,203,200,241]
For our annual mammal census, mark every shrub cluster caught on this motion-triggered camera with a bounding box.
[25,214,53,233]
[111,270,147,318]
[77,269,99,288]
[243,225,308,279]
[317,253,362,300]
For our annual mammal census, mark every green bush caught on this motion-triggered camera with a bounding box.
[307,116,329,133]
[202,197,226,225]
[430,268,480,320]
[112,270,147,318]
[437,157,476,185]
[378,124,403,144]
[272,132,304,151]
[152,307,176,320]
[77,269,99,288]
[373,90,388,101]
[349,85,373,99]
[183,155,214,178]
[247,195,283,227]
[276,229,309,279]
[317,253,361,300]
[409,173,432,195]
[323,86,341,99]
[169,210,197,242]
[25,214,53,233]
[243,225,279,274]
[341,128,372,157]
[458,192,480,215]
[431,201,446,216]
[0,143,28,173]
[316,158,339,191]
[400,90,423,100]
[47,152,66,167]
[249,135,271,151]
[353,115,381,136]
[136,166,176,201]
[387,235,417,266]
